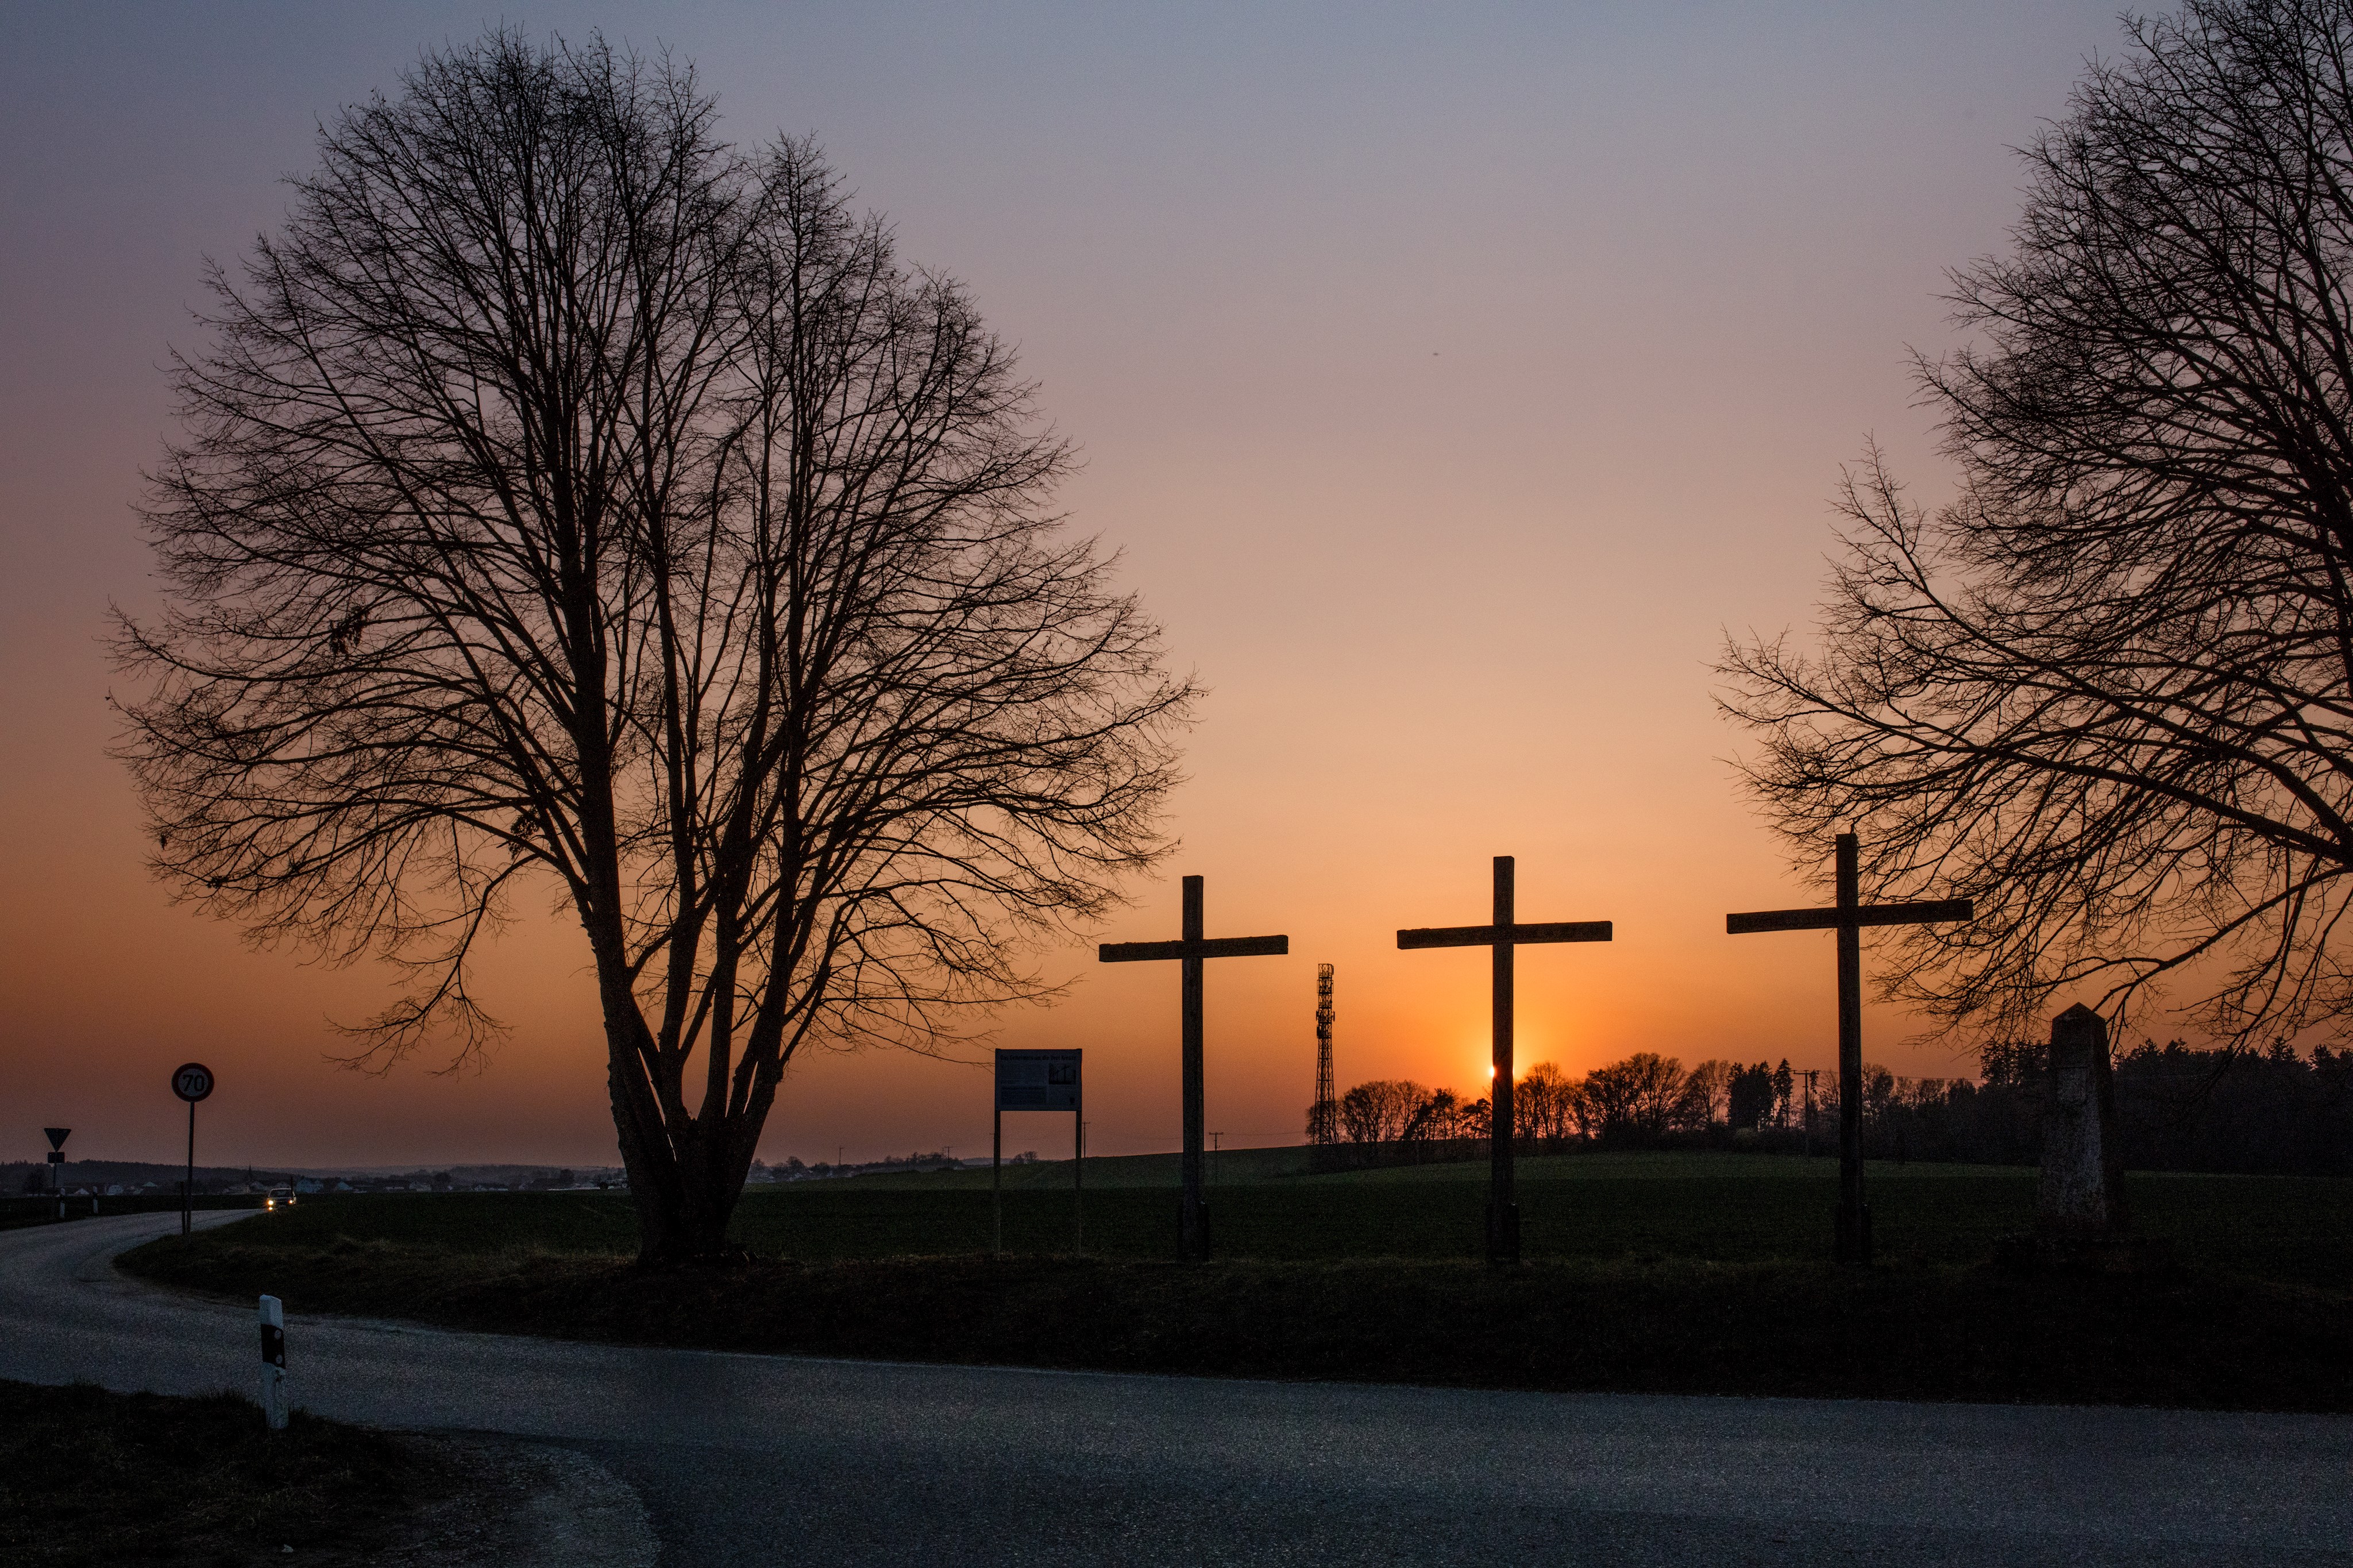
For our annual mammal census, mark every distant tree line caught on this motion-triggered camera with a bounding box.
[1312,1055,1803,1164]
[1314,1040,2353,1174]
[1867,1040,2353,1175]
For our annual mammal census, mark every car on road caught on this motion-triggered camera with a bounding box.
[264,1186,296,1212]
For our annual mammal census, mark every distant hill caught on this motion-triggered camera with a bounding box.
[2,1160,622,1195]
[5,1160,299,1193]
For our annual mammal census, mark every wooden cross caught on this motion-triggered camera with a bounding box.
[1100,875,1287,1261]
[1727,832,1972,1264]
[1398,855,1611,1264]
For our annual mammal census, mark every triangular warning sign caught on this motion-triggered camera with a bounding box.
[44,1127,70,1150]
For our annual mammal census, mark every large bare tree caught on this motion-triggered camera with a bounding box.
[1722,0,2353,1049]
[117,32,1191,1262]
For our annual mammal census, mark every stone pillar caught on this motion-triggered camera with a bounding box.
[2038,1004,2128,1241]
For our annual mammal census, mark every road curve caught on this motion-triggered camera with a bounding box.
[3,1211,2347,1567]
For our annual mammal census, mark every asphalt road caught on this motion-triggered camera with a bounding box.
[4,1211,2348,1566]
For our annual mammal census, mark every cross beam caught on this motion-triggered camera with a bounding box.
[1398,856,1611,1264]
[1726,902,1972,935]
[1726,832,1973,1264]
[1100,874,1287,1260]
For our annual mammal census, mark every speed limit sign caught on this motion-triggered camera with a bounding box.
[171,1062,215,1103]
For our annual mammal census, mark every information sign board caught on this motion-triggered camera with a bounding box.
[994,1049,1081,1111]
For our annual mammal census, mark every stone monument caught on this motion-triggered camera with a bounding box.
[2038,1003,2128,1242]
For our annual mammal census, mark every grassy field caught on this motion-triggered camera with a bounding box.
[118,1150,2353,1409]
[0,1379,437,1567]
[138,1150,2353,1284]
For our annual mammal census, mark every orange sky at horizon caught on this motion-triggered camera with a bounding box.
[2,1,2135,1172]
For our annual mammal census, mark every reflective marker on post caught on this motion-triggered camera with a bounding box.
[258,1294,288,1431]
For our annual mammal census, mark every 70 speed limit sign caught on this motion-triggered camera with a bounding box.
[171,1062,215,1103]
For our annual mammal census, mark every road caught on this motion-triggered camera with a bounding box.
[3,1212,2347,1566]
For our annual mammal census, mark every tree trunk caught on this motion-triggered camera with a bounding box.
[601,983,758,1266]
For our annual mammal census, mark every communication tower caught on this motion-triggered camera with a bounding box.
[1311,963,1337,1144]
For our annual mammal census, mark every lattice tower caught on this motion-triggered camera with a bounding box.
[1311,963,1337,1145]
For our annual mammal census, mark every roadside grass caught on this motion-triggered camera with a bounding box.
[117,1152,2353,1408]
[0,1378,438,1567]
[117,1241,2353,1412]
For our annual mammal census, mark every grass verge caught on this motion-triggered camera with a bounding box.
[0,1378,442,1567]
[121,1229,2353,1412]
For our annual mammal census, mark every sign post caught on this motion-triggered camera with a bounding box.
[170,1063,215,1237]
[44,1127,69,1221]
[993,1049,1083,1253]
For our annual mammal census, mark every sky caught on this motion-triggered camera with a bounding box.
[1,0,2132,1171]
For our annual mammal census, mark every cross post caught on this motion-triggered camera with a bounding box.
[1398,855,1611,1264]
[1100,875,1287,1261]
[1727,832,1972,1264]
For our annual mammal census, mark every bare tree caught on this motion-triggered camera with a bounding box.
[1723,0,2353,1049]
[1578,1053,1687,1142]
[1671,1059,1735,1130]
[1337,1080,1427,1144]
[1511,1061,1581,1145]
[115,32,1191,1263]
[1397,1087,1462,1144]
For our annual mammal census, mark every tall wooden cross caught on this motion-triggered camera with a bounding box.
[1398,855,1611,1264]
[1727,832,1972,1264]
[1100,875,1287,1261]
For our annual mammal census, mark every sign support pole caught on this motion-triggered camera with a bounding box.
[992,1048,1085,1257]
[44,1128,68,1222]
[169,1062,216,1238]
[1074,1079,1084,1253]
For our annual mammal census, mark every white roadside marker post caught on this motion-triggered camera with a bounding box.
[259,1294,288,1431]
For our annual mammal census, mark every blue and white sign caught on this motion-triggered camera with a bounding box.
[995,1049,1081,1111]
